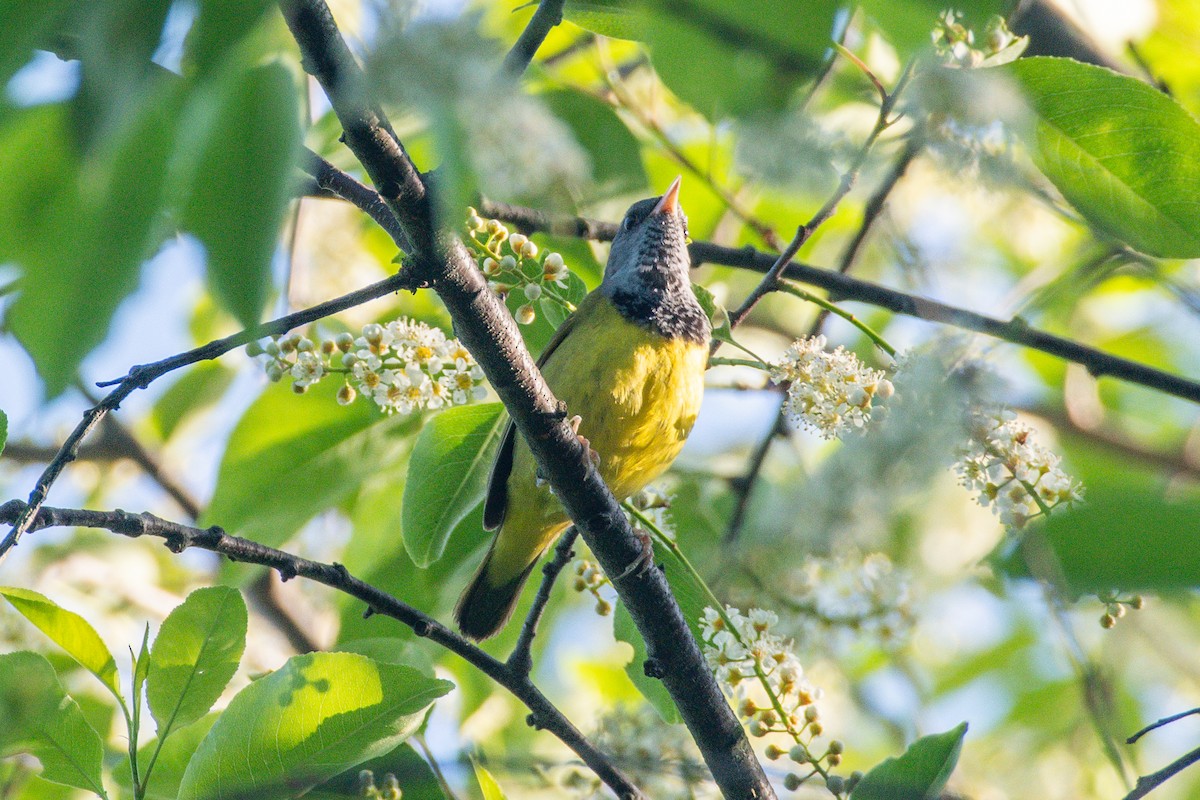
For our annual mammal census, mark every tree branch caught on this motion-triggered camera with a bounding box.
[501,0,566,79]
[0,270,417,563]
[279,1,775,796]
[0,500,641,798]
[1121,746,1200,800]
[508,527,579,676]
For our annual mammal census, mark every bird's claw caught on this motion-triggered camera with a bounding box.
[614,528,655,582]
[569,415,601,468]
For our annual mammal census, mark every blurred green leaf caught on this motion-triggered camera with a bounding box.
[0,587,121,702]
[563,0,643,39]
[860,0,1004,56]
[542,89,647,197]
[150,362,236,441]
[179,61,302,327]
[0,409,6,457]
[644,0,836,119]
[3,89,178,396]
[0,652,108,797]
[0,0,72,86]
[133,623,151,722]
[1005,57,1200,258]
[851,722,968,800]
[183,0,274,75]
[998,482,1200,595]
[148,587,247,735]
[177,653,452,800]
[403,403,505,567]
[204,379,419,556]
[473,760,509,800]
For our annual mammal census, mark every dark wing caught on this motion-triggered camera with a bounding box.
[482,301,586,531]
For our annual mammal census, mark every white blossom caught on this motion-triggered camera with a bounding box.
[769,336,893,439]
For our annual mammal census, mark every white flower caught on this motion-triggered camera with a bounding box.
[769,336,893,439]
[290,351,325,388]
[955,410,1083,528]
[441,358,487,405]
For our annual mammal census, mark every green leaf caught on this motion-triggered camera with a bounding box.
[312,743,446,800]
[133,624,152,737]
[644,0,835,119]
[0,0,72,86]
[402,403,505,567]
[472,760,509,800]
[0,409,7,457]
[996,482,1200,595]
[563,0,644,39]
[148,587,248,736]
[115,715,218,800]
[203,379,419,556]
[183,0,274,75]
[0,588,122,702]
[177,653,452,800]
[2,90,178,396]
[690,282,733,346]
[860,0,1005,56]
[542,90,647,197]
[0,652,108,797]
[151,362,236,441]
[1005,57,1200,258]
[179,61,302,328]
[851,722,968,800]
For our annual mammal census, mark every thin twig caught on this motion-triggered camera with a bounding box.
[301,148,412,251]
[1,499,643,799]
[1128,708,1200,745]
[1121,746,1200,800]
[509,528,579,676]
[501,0,566,78]
[0,270,417,563]
[724,60,915,334]
[466,200,1200,405]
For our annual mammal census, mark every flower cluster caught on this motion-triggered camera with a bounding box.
[247,318,487,415]
[769,336,894,439]
[955,409,1083,528]
[572,559,612,617]
[783,552,914,648]
[701,605,853,794]
[464,209,575,327]
[356,770,400,800]
[933,11,1024,68]
[1098,592,1145,630]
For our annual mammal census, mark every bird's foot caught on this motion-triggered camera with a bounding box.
[614,528,656,582]
[568,415,601,468]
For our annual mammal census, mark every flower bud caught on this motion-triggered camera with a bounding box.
[516,304,536,325]
[783,773,802,791]
[747,719,767,737]
[789,744,809,764]
[500,255,517,270]
[520,240,538,258]
[765,744,785,761]
[486,218,503,234]
[482,257,500,276]
[804,705,819,722]
[524,283,543,301]
[827,752,841,767]
[341,352,359,368]
[264,340,280,357]
[544,252,564,270]
[828,740,844,755]
[363,323,385,346]
[509,233,528,252]
[337,384,357,406]
[1130,595,1144,610]
[320,339,336,355]
[595,599,612,616]
[1101,613,1116,629]
[265,362,285,382]
[297,337,315,352]
[292,382,308,394]
[246,340,264,357]
[826,774,845,793]
[335,332,355,352]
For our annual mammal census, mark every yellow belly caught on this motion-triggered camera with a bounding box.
[489,296,707,579]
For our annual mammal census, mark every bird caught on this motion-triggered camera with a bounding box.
[454,176,712,641]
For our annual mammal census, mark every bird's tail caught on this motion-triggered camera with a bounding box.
[454,547,538,641]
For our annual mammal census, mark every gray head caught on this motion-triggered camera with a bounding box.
[602,176,690,294]
[600,177,710,344]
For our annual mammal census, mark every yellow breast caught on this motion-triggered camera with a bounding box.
[491,294,707,575]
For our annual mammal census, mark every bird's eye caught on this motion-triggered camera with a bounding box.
[622,214,638,232]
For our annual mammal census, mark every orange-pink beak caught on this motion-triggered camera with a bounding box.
[651,175,682,216]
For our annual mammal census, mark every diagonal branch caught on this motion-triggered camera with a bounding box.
[279,1,775,796]
[508,527,579,676]
[0,499,640,798]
